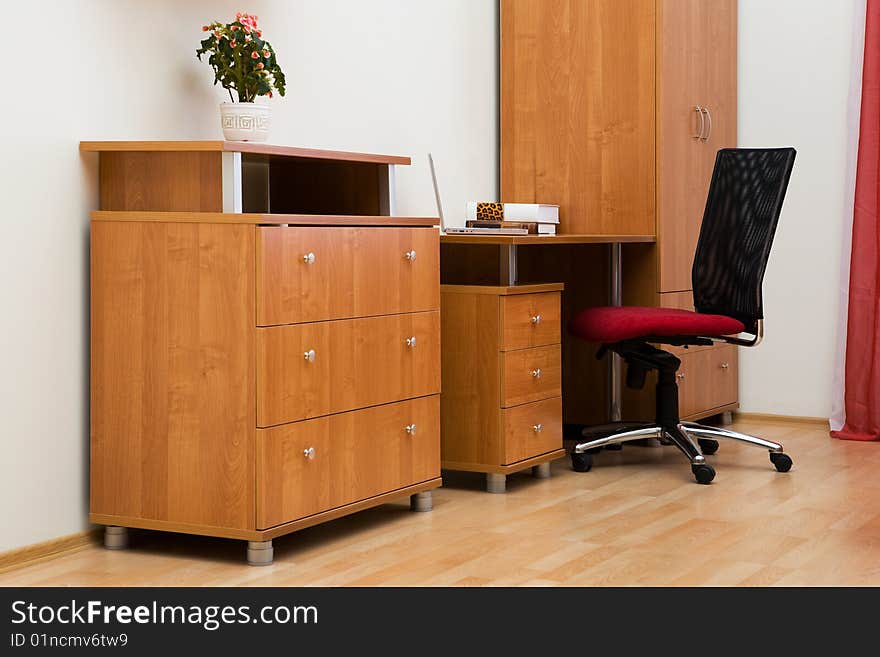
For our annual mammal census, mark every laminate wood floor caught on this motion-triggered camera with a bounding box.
[3,419,879,587]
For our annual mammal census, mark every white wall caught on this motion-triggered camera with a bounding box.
[0,0,497,553]
[737,0,857,417]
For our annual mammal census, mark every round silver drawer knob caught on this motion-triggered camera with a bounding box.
[532,423,544,433]
[303,447,316,460]
[404,424,417,436]
[405,336,417,348]
[303,349,316,362]
[720,362,730,370]
[404,250,417,262]
[531,314,542,325]
[677,373,685,380]
[531,368,542,379]
[302,252,316,264]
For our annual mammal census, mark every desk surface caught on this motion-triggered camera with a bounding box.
[440,233,655,245]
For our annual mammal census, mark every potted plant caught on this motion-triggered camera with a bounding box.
[197,12,286,142]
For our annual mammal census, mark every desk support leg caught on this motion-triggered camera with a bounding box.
[486,473,507,494]
[103,526,128,550]
[410,491,433,512]
[500,244,518,285]
[609,243,623,422]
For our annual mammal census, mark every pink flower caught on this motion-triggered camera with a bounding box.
[256,30,262,37]
[250,50,259,59]
[230,24,239,31]
[213,31,221,39]
[257,62,264,69]
[267,91,273,99]
[262,49,270,58]
[230,39,236,47]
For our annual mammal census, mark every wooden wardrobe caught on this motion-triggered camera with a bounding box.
[501,0,739,422]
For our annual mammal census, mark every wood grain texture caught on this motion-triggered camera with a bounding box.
[9,420,876,586]
[256,312,441,426]
[99,151,223,212]
[440,233,655,245]
[441,282,564,296]
[92,211,438,227]
[502,397,564,465]
[81,140,412,165]
[501,292,561,350]
[257,226,439,325]
[657,0,737,292]
[440,290,504,466]
[257,396,440,529]
[501,0,655,235]
[90,221,255,530]
[442,449,566,475]
[501,345,562,407]
[0,530,100,575]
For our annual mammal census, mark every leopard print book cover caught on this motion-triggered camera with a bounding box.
[476,202,504,221]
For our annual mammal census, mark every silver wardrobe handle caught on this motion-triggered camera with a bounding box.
[405,336,417,348]
[404,250,417,262]
[531,314,542,325]
[303,447,316,460]
[532,423,544,433]
[693,106,705,140]
[303,349,316,362]
[404,424,417,435]
[302,252,316,264]
[701,106,713,142]
[531,368,542,379]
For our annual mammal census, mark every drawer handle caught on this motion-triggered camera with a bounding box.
[405,336,417,348]
[677,373,685,380]
[404,424,417,436]
[303,447,316,460]
[531,314,542,325]
[720,362,729,370]
[303,349,316,362]
[531,368,542,379]
[532,423,544,433]
[302,252,316,265]
[404,250,417,262]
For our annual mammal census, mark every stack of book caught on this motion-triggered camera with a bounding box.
[465,202,559,235]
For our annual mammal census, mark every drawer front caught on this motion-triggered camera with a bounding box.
[257,226,439,326]
[501,345,562,407]
[501,292,561,351]
[501,397,562,465]
[257,396,440,529]
[678,345,738,417]
[257,311,440,426]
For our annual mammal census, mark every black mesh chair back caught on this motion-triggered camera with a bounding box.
[691,148,796,333]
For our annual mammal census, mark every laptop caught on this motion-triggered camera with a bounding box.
[428,153,528,235]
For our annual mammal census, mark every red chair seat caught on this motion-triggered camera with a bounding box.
[569,306,746,343]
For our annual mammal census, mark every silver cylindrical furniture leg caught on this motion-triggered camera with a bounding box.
[532,462,551,479]
[486,473,506,494]
[247,540,274,566]
[720,411,734,426]
[103,526,128,550]
[410,491,433,512]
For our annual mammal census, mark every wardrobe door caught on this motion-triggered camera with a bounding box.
[500,0,656,236]
[657,0,737,293]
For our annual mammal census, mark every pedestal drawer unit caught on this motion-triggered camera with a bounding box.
[440,283,566,494]
[85,141,442,565]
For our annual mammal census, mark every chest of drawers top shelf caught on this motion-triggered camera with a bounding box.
[80,140,420,218]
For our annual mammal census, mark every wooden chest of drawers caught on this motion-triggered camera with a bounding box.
[85,141,442,564]
[440,283,566,493]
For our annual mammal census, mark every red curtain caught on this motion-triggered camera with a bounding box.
[833,0,880,441]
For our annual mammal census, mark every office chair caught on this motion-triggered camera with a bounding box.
[568,148,796,484]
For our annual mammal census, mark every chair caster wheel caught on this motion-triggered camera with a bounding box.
[698,438,719,455]
[770,452,792,472]
[691,463,715,484]
[571,452,593,472]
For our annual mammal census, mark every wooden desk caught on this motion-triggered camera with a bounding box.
[441,233,656,427]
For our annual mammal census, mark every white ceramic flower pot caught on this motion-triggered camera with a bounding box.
[219,102,271,142]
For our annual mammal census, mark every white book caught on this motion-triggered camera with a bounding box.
[502,203,559,223]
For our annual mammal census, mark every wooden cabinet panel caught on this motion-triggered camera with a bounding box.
[257,226,439,325]
[502,397,563,465]
[677,344,738,417]
[657,0,737,292]
[501,0,656,235]
[501,345,562,408]
[257,396,440,529]
[501,292,561,350]
[90,221,254,530]
[257,311,440,426]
